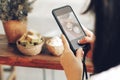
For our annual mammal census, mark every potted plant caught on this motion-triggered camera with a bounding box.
[0,0,35,44]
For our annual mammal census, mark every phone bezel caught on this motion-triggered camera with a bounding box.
[52,5,89,53]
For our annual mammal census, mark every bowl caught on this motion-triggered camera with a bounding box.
[46,36,64,56]
[16,40,44,56]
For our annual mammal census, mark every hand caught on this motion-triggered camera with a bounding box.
[78,26,95,59]
[60,34,83,80]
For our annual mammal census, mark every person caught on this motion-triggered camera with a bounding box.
[60,0,120,80]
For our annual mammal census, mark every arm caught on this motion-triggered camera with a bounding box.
[60,35,83,80]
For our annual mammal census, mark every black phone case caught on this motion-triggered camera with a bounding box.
[52,5,90,54]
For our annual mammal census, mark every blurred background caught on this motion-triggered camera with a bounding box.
[0,0,95,80]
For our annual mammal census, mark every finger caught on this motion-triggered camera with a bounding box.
[76,48,84,60]
[78,36,92,44]
[61,34,70,49]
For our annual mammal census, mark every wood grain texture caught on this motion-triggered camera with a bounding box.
[0,34,93,72]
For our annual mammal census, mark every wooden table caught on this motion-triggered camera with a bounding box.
[0,34,93,72]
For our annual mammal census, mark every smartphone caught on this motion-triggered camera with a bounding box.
[52,5,90,54]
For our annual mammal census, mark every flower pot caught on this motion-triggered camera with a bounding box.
[3,20,27,44]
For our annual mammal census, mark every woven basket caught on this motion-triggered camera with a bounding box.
[16,41,44,56]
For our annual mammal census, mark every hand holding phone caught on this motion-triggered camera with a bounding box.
[52,5,90,54]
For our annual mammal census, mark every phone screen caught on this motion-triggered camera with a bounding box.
[57,12,85,41]
[53,6,86,50]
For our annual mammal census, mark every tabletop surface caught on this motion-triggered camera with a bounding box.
[0,34,93,72]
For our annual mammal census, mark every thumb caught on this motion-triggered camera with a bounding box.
[61,34,70,50]
[76,48,84,60]
[78,36,91,44]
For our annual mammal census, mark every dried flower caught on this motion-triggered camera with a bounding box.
[0,0,35,21]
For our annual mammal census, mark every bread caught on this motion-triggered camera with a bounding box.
[18,30,43,47]
[17,30,44,56]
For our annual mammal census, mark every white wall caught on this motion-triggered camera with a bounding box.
[27,0,94,37]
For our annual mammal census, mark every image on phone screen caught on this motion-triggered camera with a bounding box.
[57,12,85,40]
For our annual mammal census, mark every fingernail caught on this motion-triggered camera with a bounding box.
[78,40,81,44]
[79,48,84,57]
[78,38,84,44]
[82,50,84,57]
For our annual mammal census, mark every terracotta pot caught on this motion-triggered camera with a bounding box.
[3,20,27,44]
